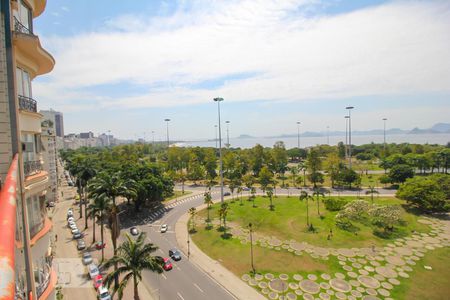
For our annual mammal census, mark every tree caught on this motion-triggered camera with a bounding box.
[250,187,257,207]
[270,141,288,186]
[312,188,324,216]
[266,186,274,210]
[397,174,450,212]
[189,207,197,232]
[204,192,213,223]
[369,205,402,233]
[366,186,379,205]
[187,159,204,184]
[86,194,111,261]
[249,144,265,176]
[103,233,163,300]
[338,167,360,189]
[324,152,342,188]
[242,173,255,198]
[218,203,229,237]
[388,164,414,184]
[306,149,323,188]
[258,166,273,193]
[299,191,312,226]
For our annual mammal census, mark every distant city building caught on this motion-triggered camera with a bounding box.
[79,131,94,139]
[40,109,64,137]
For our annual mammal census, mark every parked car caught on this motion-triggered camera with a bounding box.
[169,248,182,261]
[77,239,86,250]
[88,264,100,279]
[224,192,231,196]
[73,230,83,239]
[160,224,168,233]
[67,211,74,219]
[97,285,111,300]
[93,274,103,290]
[67,217,75,223]
[162,258,173,271]
[95,241,106,250]
[82,252,93,265]
[71,226,79,234]
[130,226,139,236]
[242,187,250,191]
[46,201,55,208]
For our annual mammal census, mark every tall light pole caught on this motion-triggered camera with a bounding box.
[326,126,330,145]
[345,116,349,161]
[382,118,387,156]
[214,97,225,203]
[214,125,218,149]
[249,223,255,275]
[164,118,170,147]
[296,121,301,149]
[346,106,354,169]
[152,130,155,144]
[226,120,230,148]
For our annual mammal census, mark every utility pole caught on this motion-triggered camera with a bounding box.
[164,119,170,147]
[296,121,301,149]
[214,97,225,203]
[346,106,354,169]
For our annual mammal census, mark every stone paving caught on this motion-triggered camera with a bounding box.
[221,217,450,300]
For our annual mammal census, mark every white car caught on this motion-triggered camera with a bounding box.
[88,264,100,279]
[160,224,168,233]
[98,285,111,300]
[67,217,75,223]
[82,252,93,265]
[71,226,79,234]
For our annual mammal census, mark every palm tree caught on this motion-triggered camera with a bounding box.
[237,186,243,205]
[298,161,307,188]
[312,188,325,216]
[299,191,312,226]
[87,194,111,261]
[103,232,163,300]
[188,207,197,232]
[266,186,274,211]
[366,185,379,205]
[250,187,257,208]
[290,166,299,188]
[204,192,213,223]
[219,203,229,235]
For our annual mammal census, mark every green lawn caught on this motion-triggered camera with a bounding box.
[163,190,192,202]
[197,196,429,248]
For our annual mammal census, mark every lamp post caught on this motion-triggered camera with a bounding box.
[345,116,349,161]
[214,125,218,149]
[164,119,170,147]
[346,106,354,168]
[214,97,225,204]
[249,222,255,275]
[382,118,387,156]
[296,121,301,149]
[226,120,230,148]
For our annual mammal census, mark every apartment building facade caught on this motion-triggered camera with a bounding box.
[0,1,56,300]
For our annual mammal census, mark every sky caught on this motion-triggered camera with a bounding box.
[33,0,450,141]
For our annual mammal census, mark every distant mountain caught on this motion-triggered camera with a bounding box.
[431,123,450,133]
[237,134,255,139]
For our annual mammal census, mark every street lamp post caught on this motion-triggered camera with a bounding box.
[226,121,230,148]
[296,122,301,149]
[249,223,255,275]
[214,97,225,204]
[345,116,349,161]
[214,125,218,149]
[164,119,170,147]
[382,118,387,156]
[346,106,354,168]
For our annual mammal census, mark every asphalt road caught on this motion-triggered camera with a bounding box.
[137,192,236,300]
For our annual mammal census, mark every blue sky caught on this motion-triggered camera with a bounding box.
[33,0,450,140]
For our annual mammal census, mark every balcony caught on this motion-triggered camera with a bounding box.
[13,17,33,35]
[35,263,52,299]
[18,95,38,113]
[24,160,43,177]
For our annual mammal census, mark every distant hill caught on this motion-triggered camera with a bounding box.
[431,123,450,133]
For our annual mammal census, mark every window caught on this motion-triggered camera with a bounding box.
[16,67,32,98]
[13,0,33,32]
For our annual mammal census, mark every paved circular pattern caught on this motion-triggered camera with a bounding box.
[288,282,298,290]
[307,274,318,281]
[319,292,331,300]
[358,275,381,289]
[335,292,347,299]
[286,292,296,300]
[362,296,381,300]
[242,274,250,281]
[294,289,303,296]
[329,278,352,293]
[259,282,268,289]
[378,288,390,297]
[303,293,314,300]
[335,273,346,279]
[268,292,278,299]
[299,280,321,294]
[398,271,409,278]
[255,274,264,281]
[351,290,362,298]
[375,266,397,278]
[269,279,289,293]
[381,282,393,290]
[388,278,400,285]
[359,269,369,276]
[348,272,358,278]
[321,274,331,281]
[394,247,413,256]
[386,256,406,266]
[279,274,289,280]
[343,265,353,272]
[364,266,375,272]
[261,288,270,294]
[249,279,258,286]
[349,279,360,287]
[352,263,362,269]
[293,274,303,281]
[373,274,385,282]
[326,289,335,295]
[366,288,377,295]
[338,249,356,257]
[265,273,275,280]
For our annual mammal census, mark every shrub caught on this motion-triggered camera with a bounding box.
[324,197,350,211]
[369,205,402,232]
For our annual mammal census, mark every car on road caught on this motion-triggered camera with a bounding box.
[77,239,86,250]
[160,224,168,233]
[88,264,100,279]
[93,274,103,290]
[67,217,75,223]
[67,209,74,218]
[224,192,231,196]
[162,258,172,271]
[169,248,182,261]
[82,252,93,265]
[73,230,83,239]
[71,226,79,234]
[97,285,111,300]
[95,241,106,250]
[243,187,250,191]
[130,226,139,236]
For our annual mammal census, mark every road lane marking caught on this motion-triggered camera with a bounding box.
[161,273,167,280]
[194,283,204,293]
[177,292,185,300]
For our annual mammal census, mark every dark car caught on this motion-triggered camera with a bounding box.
[224,192,231,196]
[169,248,182,261]
[73,231,83,239]
[130,227,139,236]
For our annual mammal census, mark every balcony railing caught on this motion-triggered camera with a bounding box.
[35,263,51,298]
[24,160,43,177]
[18,95,37,113]
[13,17,33,35]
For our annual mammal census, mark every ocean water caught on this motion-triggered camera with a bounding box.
[181,133,450,149]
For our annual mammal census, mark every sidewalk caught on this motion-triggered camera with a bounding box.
[175,202,266,300]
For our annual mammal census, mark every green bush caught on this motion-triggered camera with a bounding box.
[323,197,350,211]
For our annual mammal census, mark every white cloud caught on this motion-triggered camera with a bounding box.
[36,0,450,112]
[61,6,70,12]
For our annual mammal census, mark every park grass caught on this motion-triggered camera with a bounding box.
[390,247,450,300]
[197,196,429,248]
[191,224,343,278]
[163,190,192,202]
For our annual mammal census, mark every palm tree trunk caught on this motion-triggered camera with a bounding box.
[84,188,88,229]
[317,195,320,215]
[78,180,83,218]
[92,211,96,243]
[306,198,309,226]
[100,216,104,261]
[133,274,140,300]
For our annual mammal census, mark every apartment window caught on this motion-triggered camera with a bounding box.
[16,67,32,98]
[13,0,33,32]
